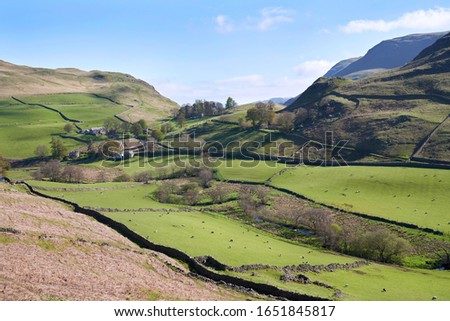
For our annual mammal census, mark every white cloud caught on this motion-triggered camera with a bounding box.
[341,7,450,33]
[256,7,295,31]
[152,73,318,106]
[215,15,234,33]
[294,60,335,77]
[215,7,295,33]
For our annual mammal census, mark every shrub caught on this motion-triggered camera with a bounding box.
[113,173,132,182]
[133,171,153,182]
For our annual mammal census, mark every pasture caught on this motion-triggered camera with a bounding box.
[84,154,194,176]
[227,264,450,301]
[20,94,127,129]
[106,210,354,267]
[270,166,450,233]
[0,99,84,158]
[30,178,450,300]
[29,181,171,210]
[215,159,289,182]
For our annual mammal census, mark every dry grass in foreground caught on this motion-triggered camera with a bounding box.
[0,183,253,301]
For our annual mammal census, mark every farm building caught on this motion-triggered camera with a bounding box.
[84,127,106,136]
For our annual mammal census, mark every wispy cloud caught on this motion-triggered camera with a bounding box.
[215,15,234,33]
[256,7,295,31]
[152,72,324,106]
[216,74,265,86]
[215,7,295,33]
[341,7,450,33]
[294,60,335,77]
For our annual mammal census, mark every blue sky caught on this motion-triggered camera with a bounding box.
[2,1,450,104]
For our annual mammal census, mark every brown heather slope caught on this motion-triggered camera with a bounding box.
[0,183,250,301]
[0,60,179,122]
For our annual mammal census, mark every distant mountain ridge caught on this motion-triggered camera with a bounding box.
[324,32,448,79]
[285,31,450,161]
[257,97,291,105]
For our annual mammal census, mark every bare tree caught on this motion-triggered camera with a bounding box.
[61,166,85,183]
[133,171,153,182]
[207,185,228,204]
[34,144,49,158]
[36,160,62,181]
[198,168,214,187]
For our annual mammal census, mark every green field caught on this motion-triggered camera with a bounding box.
[0,98,84,158]
[271,166,450,233]
[83,154,194,176]
[31,179,450,300]
[216,159,289,182]
[106,210,353,267]
[228,264,450,301]
[29,181,171,210]
[20,94,127,129]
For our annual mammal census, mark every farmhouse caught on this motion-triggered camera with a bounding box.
[69,150,80,159]
[84,127,106,136]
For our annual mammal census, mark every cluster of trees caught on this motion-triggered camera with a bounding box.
[34,137,69,160]
[245,102,276,128]
[155,181,203,205]
[174,97,237,128]
[154,168,215,205]
[237,189,411,264]
[104,117,172,141]
[175,100,224,124]
[104,118,148,138]
[33,160,85,183]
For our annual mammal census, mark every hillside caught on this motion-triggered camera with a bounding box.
[0,60,178,122]
[285,32,450,161]
[325,32,447,79]
[0,183,249,300]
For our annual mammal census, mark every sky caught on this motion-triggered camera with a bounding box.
[2,0,450,105]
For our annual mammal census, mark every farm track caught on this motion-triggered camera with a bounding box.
[330,92,450,105]
[410,114,450,159]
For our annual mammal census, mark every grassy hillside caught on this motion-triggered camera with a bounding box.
[0,60,179,123]
[284,32,450,161]
[0,182,249,300]
[27,178,450,300]
[0,98,85,158]
[271,166,450,234]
